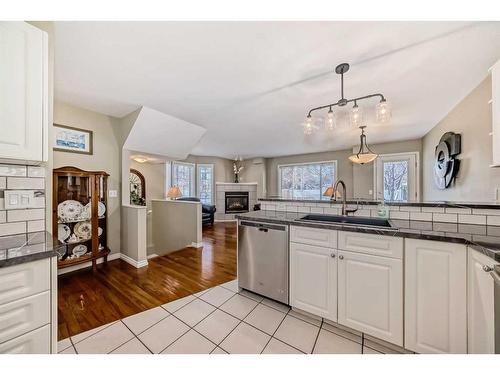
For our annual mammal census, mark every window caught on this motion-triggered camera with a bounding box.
[197,164,214,205]
[172,162,195,197]
[374,153,419,202]
[278,161,336,200]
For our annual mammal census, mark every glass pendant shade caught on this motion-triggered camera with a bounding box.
[324,108,336,131]
[349,103,363,128]
[376,99,391,123]
[349,126,378,165]
[303,115,313,135]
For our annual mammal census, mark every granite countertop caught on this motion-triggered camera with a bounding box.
[236,210,500,262]
[0,231,64,268]
[259,197,500,209]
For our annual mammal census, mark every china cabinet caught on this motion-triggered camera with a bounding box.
[52,166,109,271]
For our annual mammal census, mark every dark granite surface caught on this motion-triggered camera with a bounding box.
[259,197,500,209]
[0,231,64,268]
[236,210,500,262]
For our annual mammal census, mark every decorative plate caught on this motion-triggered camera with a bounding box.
[58,224,71,242]
[58,200,83,221]
[98,202,106,217]
[74,221,92,239]
[81,203,91,220]
[72,244,87,257]
[98,227,103,237]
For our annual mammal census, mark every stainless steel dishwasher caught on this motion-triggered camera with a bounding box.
[238,220,289,304]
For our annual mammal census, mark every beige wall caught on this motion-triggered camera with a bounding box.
[266,149,354,197]
[53,101,122,254]
[239,158,266,198]
[121,205,147,263]
[423,77,500,202]
[353,139,422,199]
[152,200,201,255]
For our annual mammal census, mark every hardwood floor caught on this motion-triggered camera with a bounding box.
[57,222,237,340]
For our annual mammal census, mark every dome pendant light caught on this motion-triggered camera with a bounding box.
[348,126,378,165]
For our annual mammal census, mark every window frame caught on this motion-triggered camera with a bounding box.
[277,160,338,200]
[172,161,196,197]
[373,152,420,202]
[196,163,214,205]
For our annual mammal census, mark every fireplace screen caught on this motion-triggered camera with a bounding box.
[225,191,249,213]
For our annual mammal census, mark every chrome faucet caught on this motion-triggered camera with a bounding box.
[331,179,358,216]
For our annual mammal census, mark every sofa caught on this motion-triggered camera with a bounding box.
[176,197,216,225]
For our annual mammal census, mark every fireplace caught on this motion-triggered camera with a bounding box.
[225,191,249,214]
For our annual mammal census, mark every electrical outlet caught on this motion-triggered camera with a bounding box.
[4,190,35,209]
[109,190,118,198]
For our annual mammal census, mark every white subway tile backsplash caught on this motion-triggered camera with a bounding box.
[0,222,26,236]
[399,206,421,212]
[310,207,324,214]
[7,177,45,190]
[0,198,4,210]
[7,208,45,222]
[446,207,472,215]
[433,213,458,223]
[285,205,298,212]
[297,206,310,213]
[353,209,371,217]
[410,212,433,221]
[0,177,5,190]
[487,216,500,226]
[27,166,45,178]
[324,207,339,215]
[0,211,5,223]
[421,206,445,213]
[472,209,500,216]
[27,220,45,232]
[389,211,409,220]
[0,164,26,177]
[458,214,486,225]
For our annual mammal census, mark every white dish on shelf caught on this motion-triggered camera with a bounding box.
[58,224,71,242]
[81,203,91,220]
[58,200,83,221]
[98,227,103,236]
[72,244,87,257]
[98,202,106,217]
[74,221,92,239]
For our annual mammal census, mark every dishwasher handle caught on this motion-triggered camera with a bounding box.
[239,220,288,232]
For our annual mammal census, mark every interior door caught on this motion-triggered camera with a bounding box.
[337,250,403,346]
[290,242,337,321]
[0,22,46,161]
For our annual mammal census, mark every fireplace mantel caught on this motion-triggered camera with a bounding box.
[215,182,258,221]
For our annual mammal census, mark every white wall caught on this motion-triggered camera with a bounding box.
[422,77,500,202]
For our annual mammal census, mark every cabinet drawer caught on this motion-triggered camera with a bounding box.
[291,226,337,248]
[0,291,50,344]
[0,258,50,306]
[338,231,403,259]
[0,325,50,354]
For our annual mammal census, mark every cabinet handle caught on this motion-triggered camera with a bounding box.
[339,255,344,260]
[330,253,336,258]
[483,265,494,272]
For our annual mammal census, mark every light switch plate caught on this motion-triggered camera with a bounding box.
[4,190,35,209]
[109,190,118,198]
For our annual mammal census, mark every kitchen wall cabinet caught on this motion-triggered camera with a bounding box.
[290,242,337,321]
[337,250,403,346]
[405,239,467,353]
[0,22,48,162]
[467,248,498,354]
[491,59,500,167]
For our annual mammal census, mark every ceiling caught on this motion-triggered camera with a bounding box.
[54,21,500,159]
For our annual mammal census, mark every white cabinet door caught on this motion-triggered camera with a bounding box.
[492,60,500,166]
[405,239,467,353]
[290,242,337,321]
[0,22,47,161]
[337,250,403,346]
[467,248,498,353]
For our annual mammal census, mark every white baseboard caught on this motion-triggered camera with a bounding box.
[188,242,203,248]
[121,253,148,268]
[214,219,237,223]
[58,252,121,275]
[147,253,159,259]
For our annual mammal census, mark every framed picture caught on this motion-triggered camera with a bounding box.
[53,124,93,155]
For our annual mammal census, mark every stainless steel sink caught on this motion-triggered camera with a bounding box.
[298,214,392,228]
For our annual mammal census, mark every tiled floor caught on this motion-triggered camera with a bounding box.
[58,279,390,354]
